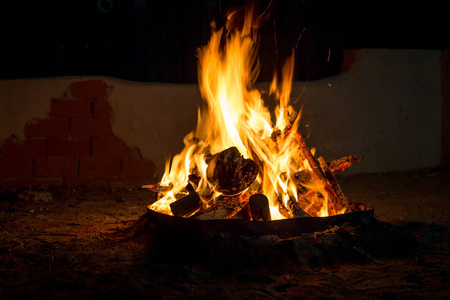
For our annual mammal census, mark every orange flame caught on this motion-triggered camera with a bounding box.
[147,8,336,219]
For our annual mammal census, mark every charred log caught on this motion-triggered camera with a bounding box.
[329,155,363,174]
[286,197,311,218]
[170,192,202,217]
[195,193,250,219]
[249,194,271,221]
[318,156,351,214]
[206,147,258,195]
[291,170,313,194]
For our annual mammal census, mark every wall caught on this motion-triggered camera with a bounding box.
[0,49,442,187]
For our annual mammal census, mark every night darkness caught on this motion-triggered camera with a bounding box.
[1,0,448,83]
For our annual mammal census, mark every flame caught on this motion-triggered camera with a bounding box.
[146,8,344,219]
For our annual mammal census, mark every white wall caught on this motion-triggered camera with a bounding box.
[0,49,442,176]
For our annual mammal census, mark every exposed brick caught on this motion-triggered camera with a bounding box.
[91,137,132,157]
[49,98,92,118]
[0,178,33,188]
[25,118,69,138]
[30,178,64,187]
[79,157,120,177]
[121,158,157,177]
[108,175,157,186]
[0,157,33,179]
[47,138,90,157]
[70,80,109,99]
[34,157,78,177]
[64,176,108,185]
[93,99,112,118]
[70,118,112,137]
[0,178,63,188]
[0,138,46,158]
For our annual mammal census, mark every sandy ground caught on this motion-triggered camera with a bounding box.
[0,168,449,299]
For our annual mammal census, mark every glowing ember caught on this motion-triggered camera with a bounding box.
[144,8,361,220]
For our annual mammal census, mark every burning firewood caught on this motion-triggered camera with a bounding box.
[317,156,351,214]
[328,155,363,174]
[195,193,250,220]
[286,197,311,218]
[249,194,271,221]
[170,191,202,217]
[291,170,312,194]
[206,147,259,195]
[142,183,173,193]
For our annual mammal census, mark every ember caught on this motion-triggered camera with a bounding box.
[144,7,365,221]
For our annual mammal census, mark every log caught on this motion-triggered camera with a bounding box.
[206,147,258,195]
[169,192,202,217]
[286,197,311,218]
[232,203,252,220]
[249,194,271,221]
[195,208,235,220]
[195,193,250,219]
[142,183,173,193]
[291,170,312,194]
[329,155,363,174]
[317,156,350,214]
[285,128,327,185]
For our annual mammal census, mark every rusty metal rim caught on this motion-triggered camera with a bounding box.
[147,202,374,237]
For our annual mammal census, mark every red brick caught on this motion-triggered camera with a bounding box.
[34,157,78,177]
[91,137,132,157]
[30,178,64,187]
[108,175,157,186]
[93,99,112,118]
[49,98,92,118]
[1,177,63,188]
[0,138,46,158]
[47,138,90,157]
[0,178,62,188]
[121,158,157,177]
[0,178,33,188]
[64,176,108,185]
[79,157,120,177]
[70,118,112,137]
[0,157,33,179]
[25,118,69,138]
[70,80,109,99]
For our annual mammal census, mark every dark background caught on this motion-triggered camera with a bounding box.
[1,0,448,83]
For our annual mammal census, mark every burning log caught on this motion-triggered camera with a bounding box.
[233,203,252,220]
[286,197,311,218]
[142,183,173,193]
[291,170,312,194]
[328,155,363,174]
[206,147,259,195]
[170,192,202,217]
[195,208,236,220]
[249,194,271,221]
[317,156,351,214]
[195,193,250,220]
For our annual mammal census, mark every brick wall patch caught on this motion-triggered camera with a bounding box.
[0,79,157,188]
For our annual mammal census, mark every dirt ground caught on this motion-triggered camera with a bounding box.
[0,168,449,299]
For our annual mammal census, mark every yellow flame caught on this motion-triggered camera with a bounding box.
[147,8,339,219]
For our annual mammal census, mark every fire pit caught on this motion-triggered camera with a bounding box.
[144,7,372,234]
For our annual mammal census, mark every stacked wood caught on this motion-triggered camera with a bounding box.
[149,127,364,220]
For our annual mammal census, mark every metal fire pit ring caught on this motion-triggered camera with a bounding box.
[147,202,374,237]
